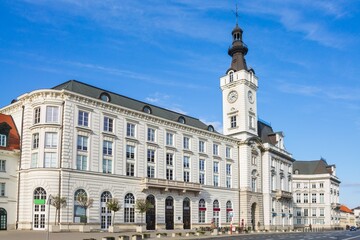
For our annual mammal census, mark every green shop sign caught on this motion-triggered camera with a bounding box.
[34,199,46,205]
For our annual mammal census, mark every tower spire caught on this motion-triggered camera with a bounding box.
[227,5,248,72]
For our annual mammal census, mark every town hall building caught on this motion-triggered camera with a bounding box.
[1,20,324,232]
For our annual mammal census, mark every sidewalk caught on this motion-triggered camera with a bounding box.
[0,229,230,240]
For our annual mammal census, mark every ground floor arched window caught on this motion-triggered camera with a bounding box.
[74,189,87,223]
[124,193,135,223]
[33,187,46,230]
[0,208,7,230]
[198,199,206,223]
[226,201,232,222]
[100,191,112,229]
[213,200,220,228]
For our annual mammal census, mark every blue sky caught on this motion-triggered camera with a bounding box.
[1,0,359,208]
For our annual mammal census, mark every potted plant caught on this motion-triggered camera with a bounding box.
[49,194,67,232]
[76,192,93,232]
[106,198,121,232]
[135,198,153,232]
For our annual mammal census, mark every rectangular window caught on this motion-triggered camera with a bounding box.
[166,168,173,180]
[183,156,190,169]
[147,128,155,142]
[77,135,88,151]
[312,183,316,188]
[31,153,38,168]
[213,162,219,173]
[320,193,324,203]
[320,183,324,188]
[103,117,113,132]
[199,210,206,223]
[44,152,57,168]
[147,149,155,163]
[0,160,5,172]
[183,171,190,182]
[312,193,317,203]
[296,193,301,203]
[199,173,205,184]
[199,159,205,171]
[76,155,87,170]
[103,159,112,173]
[78,110,89,127]
[226,176,231,188]
[226,147,231,158]
[213,144,219,156]
[126,163,134,176]
[249,115,255,129]
[126,145,135,159]
[320,208,324,217]
[183,137,190,150]
[199,140,205,153]
[296,183,301,188]
[213,175,219,186]
[304,208,308,217]
[166,153,173,166]
[166,132,173,146]
[34,107,41,124]
[45,132,58,148]
[312,208,317,217]
[0,183,5,196]
[46,106,59,123]
[296,218,301,224]
[304,193,308,203]
[126,123,135,137]
[103,141,113,156]
[230,116,236,128]
[147,166,155,178]
[0,134,6,147]
[226,163,231,175]
[296,208,301,216]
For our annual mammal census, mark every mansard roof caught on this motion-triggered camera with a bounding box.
[53,80,214,132]
[0,113,20,151]
[257,119,277,145]
[293,159,333,175]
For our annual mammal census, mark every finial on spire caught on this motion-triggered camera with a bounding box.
[233,4,239,26]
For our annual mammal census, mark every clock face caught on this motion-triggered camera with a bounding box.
[248,90,254,103]
[227,90,238,103]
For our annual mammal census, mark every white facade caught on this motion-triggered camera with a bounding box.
[292,162,341,230]
[1,88,241,231]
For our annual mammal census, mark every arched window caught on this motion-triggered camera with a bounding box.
[143,106,152,114]
[178,116,186,124]
[0,208,7,230]
[226,201,232,222]
[74,189,87,223]
[213,200,220,227]
[251,170,257,192]
[99,92,111,102]
[229,72,234,82]
[100,191,112,229]
[124,193,135,223]
[33,187,46,229]
[198,199,206,223]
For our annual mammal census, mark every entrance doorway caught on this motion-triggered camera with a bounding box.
[165,197,174,230]
[183,198,191,229]
[251,202,257,230]
[0,208,6,230]
[146,195,156,230]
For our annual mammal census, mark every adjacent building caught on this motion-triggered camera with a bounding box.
[0,113,20,230]
[292,159,341,229]
[339,205,355,228]
[352,206,360,227]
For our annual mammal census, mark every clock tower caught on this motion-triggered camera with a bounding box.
[220,22,258,140]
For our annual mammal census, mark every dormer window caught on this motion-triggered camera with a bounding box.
[207,125,214,132]
[0,134,6,147]
[99,92,111,102]
[143,106,152,114]
[178,116,186,124]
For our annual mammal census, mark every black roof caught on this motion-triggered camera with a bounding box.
[257,119,277,145]
[293,159,333,175]
[53,80,213,132]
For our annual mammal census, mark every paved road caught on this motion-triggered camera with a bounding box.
[1,230,360,240]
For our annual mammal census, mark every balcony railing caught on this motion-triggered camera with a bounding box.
[141,177,202,194]
[275,190,292,200]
